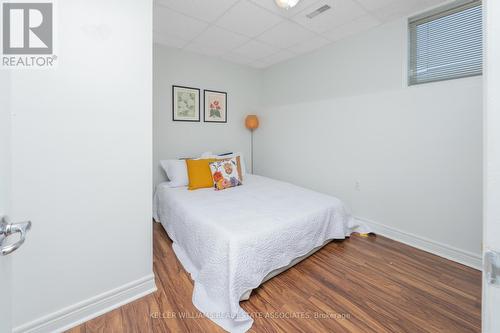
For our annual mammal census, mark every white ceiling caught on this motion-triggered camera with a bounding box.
[154,0,447,69]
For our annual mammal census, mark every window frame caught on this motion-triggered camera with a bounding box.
[407,0,483,86]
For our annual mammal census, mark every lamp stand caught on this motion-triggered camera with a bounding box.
[251,129,254,174]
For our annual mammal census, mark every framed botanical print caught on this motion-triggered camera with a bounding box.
[172,85,200,122]
[204,90,227,123]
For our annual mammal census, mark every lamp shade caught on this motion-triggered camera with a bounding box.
[245,115,259,130]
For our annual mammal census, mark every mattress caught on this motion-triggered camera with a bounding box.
[153,174,369,333]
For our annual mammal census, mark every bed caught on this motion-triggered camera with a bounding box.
[153,174,369,333]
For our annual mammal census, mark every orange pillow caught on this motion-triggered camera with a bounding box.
[186,159,217,190]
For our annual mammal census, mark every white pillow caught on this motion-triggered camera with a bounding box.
[200,151,213,158]
[201,152,247,176]
[160,160,188,187]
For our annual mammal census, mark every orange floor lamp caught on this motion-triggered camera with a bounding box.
[245,115,259,174]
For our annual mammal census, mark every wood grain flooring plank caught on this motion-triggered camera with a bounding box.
[66,224,481,333]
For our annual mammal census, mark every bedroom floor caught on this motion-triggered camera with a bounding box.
[67,223,481,333]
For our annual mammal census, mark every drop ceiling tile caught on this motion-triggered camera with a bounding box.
[216,0,284,38]
[189,26,249,52]
[354,0,397,11]
[220,52,255,65]
[154,0,239,22]
[259,49,296,65]
[256,20,316,49]
[154,4,209,41]
[250,0,322,18]
[292,0,368,33]
[153,0,449,70]
[153,30,189,48]
[322,14,380,41]
[233,40,279,60]
[184,42,225,57]
[370,0,432,22]
[287,35,331,54]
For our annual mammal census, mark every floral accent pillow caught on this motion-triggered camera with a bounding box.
[209,157,242,190]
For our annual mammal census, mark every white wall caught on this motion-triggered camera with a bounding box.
[154,44,262,186]
[257,19,483,261]
[10,1,154,331]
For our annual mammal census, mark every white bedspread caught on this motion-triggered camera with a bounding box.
[153,175,369,333]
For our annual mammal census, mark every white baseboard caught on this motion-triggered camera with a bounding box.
[14,274,157,333]
[356,216,482,271]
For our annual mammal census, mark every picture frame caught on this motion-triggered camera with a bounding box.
[204,90,227,123]
[172,85,200,122]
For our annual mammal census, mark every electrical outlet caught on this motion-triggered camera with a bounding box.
[355,181,361,191]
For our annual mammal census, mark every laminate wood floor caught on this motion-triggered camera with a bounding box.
[67,223,481,333]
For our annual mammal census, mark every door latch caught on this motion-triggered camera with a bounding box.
[0,216,32,256]
[485,250,500,286]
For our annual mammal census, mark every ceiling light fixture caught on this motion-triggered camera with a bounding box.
[274,0,301,10]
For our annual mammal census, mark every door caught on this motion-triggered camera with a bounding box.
[2,1,152,331]
[0,70,32,333]
[484,0,500,332]
[0,69,12,333]
[0,71,32,332]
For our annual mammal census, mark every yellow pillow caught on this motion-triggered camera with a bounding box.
[186,159,217,190]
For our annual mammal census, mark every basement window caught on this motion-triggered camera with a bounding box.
[408,0,482,86]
